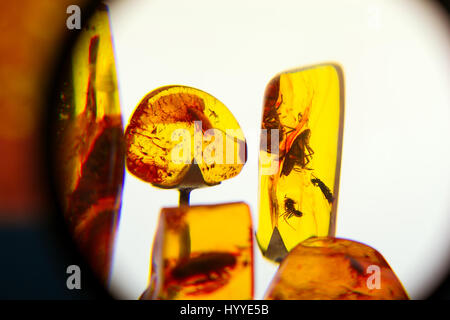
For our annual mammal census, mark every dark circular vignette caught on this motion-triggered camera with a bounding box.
[39,0,450,300]
[41,0,112,299]
[438,0,450,17]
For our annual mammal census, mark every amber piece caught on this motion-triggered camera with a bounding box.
[54,4,124,283]
[256,64,344,262]
[0,0,87,218]
[125,86,247,189]
[141,202,253,300]
[265,237,409,300]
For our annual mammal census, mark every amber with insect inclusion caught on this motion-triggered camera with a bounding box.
[54,4,124,284]
[265,237,409,300]
[256,65,344,262]
[140,202,253,300]
[125,86,247,189]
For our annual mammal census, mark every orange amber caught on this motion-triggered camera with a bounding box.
[257,64,344,262]
[55,4,124,283]
[141,202,254,300]
[125,86,247,189]
[265,237,409,300]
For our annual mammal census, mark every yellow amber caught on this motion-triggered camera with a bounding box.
[141,202,253,300]
[257,64,344,262]
[265,237,409,300]
[125,86,247,189]
[54,4,124,284]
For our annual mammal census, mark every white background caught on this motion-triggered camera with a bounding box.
[106,0,450,299]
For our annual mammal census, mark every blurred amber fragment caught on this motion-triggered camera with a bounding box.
[125,86,247,189]
[257,64,344,262]
[141,202,253,300]
[54,4,124,283]
[265,237,409,300]
[0,0,87,217]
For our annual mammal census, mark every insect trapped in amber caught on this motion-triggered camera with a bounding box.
[125,86,247,191]
[257,64,344,262]
[54,4,124,283]
[141,202,254,300]
[265,237,409,300]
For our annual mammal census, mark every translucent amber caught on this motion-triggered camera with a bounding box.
[141,202,253,300]
[265,237,409,300]
[256,64,344,262]
[125,86,247,189]
[54,4,124,283]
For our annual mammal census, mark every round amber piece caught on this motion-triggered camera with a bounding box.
[265,237,409,300]
[125,86,246,188]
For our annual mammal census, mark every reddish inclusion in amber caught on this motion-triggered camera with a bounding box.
[55,4,124,284]
[265,237,409,300]
[141,203,254,300]
[126,89,211,185]
[125,85,247,189]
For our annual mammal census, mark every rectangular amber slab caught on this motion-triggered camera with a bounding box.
[257,64,344,262]
[142,202,254,300]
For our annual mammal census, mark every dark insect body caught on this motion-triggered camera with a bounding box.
[281,197,303,223]
[171,252,237,280]
[209,109,218,118]
[311,176,334,204]
[281,129,314,176]
[166,252,238,297]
